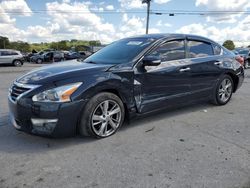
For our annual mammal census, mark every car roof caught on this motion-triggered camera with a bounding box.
[0,49,20,52]
[126,33,218,44]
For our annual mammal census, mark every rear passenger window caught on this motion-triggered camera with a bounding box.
[1,51,12,56]
[188,40,214,58]
[150,40,185,61]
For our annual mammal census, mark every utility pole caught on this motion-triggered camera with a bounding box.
[142,0,151,34]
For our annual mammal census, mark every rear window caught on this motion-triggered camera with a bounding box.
[188,40,214,58]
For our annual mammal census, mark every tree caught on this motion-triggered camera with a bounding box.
[223,40,235,50]
[57,40,68,50]
[8,41,31,52]
[89,40,101,46]
[0,36,10,49]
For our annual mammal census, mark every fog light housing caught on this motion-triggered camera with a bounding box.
[31,118,58,135]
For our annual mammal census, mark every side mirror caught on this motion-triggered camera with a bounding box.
[142,56,161,66]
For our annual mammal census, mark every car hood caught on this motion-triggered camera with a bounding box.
[16,60,113,85]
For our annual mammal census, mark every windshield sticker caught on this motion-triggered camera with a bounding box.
[127,41,143,45]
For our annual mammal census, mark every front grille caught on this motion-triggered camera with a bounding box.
[10,84,31,101]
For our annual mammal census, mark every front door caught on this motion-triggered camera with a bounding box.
[134,39,192,113]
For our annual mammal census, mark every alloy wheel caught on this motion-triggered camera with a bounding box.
[91,100,122,137]
[14,60,22,67]
[218,78,233,103]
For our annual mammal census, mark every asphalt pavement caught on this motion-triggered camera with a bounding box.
[0,63,249,188]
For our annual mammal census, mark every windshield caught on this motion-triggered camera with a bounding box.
[84,38,156,64]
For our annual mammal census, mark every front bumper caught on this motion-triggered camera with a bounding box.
[8,96,87,138]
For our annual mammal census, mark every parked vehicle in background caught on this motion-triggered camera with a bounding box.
[230,50,245,67]
[30,51,64,63]
[234,48,250,69]
[0,49,24,67]
[8,34,244,138]
[53,51,65,62]
[64,51,88,60]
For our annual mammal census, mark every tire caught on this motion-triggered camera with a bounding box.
[79,92,125,138]
[36,58,43,64]
[13,60,23,67]
[211,75,234,105]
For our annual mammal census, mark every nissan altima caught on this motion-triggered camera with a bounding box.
[8,34,244,138]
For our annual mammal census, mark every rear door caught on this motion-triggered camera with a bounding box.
[185,38,222,98]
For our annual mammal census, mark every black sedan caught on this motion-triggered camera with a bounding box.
[8,34,244,138]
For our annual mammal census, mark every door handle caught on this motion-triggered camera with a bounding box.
[179,67,191,72]
[214,61,222,65]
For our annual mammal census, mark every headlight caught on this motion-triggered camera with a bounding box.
[32,82,82,102]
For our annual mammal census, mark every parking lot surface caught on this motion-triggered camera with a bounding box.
[0,63,250,188]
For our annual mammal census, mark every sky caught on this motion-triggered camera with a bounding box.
[0,0,250,46]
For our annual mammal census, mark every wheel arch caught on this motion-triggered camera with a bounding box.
[12,59,23,65]
[92,88,130,120]
[225,72,238,92]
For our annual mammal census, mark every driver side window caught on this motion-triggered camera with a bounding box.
[150,40,185,62]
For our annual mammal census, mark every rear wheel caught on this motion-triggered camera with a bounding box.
[79,92,125,138]
[13,60,22,67]
[212,75,233,105]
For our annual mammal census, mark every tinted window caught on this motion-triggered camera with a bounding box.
[79,52,86,56]
[150,40,185,61]
[0,51,12,56]
[84,38,156,64]
[188,40,214,58]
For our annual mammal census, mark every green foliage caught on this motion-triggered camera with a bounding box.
[8,41,31,52]
[0,36,102,52]
[0,36,10,49]
[222,40,235,50]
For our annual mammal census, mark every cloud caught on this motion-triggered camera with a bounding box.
[119,0,145,9]
[156,20,172,27]
[0,0,32,16]
[106,5,114,10]
[195,0,250,23]
[176,16,250,46]
[0,0,32,24]
[154,0,171,4]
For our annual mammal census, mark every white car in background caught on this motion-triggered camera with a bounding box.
[0,49,24,67]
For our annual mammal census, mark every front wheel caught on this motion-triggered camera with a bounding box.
[13,60,23,67]
[79,92,125,138]
[212,75,234,105]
